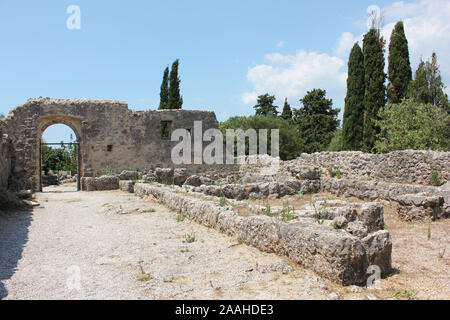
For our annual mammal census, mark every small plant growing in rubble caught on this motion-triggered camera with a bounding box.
[264,200,272,217]
[311,199,327,225]
[99,166,114,176]
[438,242,446,259]
[430,167,441,186]
[335,168,342,179]
[176,213,185,222]
[218,184,227,207]
[328,166,334,177]
[137,260,153,282]
[184,232,196,243]
[280,201,295,222]
[184,185,190,193]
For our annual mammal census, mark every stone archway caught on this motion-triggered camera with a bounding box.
[37,115,83,191]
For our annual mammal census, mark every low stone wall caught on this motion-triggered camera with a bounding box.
[282,151,449,185]
[321,178,449,221]
[81,176,119,191]
[134,183,392,285]
[192,179,321,200]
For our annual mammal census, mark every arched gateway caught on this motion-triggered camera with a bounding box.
[1,98,219,191]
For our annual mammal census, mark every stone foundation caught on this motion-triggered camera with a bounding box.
[133,182,392,285]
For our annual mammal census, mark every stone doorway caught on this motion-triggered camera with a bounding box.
[37,116,83,192]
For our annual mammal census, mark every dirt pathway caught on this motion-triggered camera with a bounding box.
[0,186,340,299]
[1,185,448,300]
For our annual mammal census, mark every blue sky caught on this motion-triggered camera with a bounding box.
[1,0,449,142]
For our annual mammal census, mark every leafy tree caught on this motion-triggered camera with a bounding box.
[388,21,412,104]
[342,43,365,151]
[327,128,343,152]
[219,115,304,161]
[293,89,340,153]
[159,66,169,109]
[253,94,278,117]
[408,53,449,111]
[375,99,449,153]
[280,98,293,120]
[168,59,183,109]
[0,113,5,119]
[41,138,78,175]
[363,28,386,152]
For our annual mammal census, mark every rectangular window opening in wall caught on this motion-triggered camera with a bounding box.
[107,144,113,152]
[161,121,172,139]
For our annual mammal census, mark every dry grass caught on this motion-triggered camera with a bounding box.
[367,204,450,300]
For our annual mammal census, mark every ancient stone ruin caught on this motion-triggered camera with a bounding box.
[0,97,449,286]
[1,97,219,191]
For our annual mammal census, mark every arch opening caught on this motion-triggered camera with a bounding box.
[37,116,82,192]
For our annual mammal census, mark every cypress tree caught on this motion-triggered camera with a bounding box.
[408,53,449,111]
[168,59,183,109]
[159,66,169,109]
[280,98,292,120]
[362,29,386,152]
[388,21,412,104]
[342,43,365,151]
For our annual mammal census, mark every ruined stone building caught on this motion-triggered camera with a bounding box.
[0,98,219,191]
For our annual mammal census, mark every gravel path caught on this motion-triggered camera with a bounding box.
[0,185,346,300]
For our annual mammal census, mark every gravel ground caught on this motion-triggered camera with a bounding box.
[2,185,446,300]
[0,185,345,300]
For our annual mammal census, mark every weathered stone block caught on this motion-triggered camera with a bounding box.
[362,230,392,275]
[119,180,135,193]
[119,170,138,181]
[280,221,369,285]
[238,215,283,254]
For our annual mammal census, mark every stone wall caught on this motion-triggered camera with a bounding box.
[3,98,222,191]
[134,182,392,285]
[282,151,449,185]
[0,120,11,190]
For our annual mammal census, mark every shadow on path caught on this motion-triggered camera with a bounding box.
[0,208,33,299]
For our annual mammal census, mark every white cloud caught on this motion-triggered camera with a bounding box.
[242,0,450,110]
[333,32,362,57]
[242,50,347,106]
[336,1,450,85]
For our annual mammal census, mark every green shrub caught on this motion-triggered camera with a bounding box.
[430,168,441,186]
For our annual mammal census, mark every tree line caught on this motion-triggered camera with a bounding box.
[221,21,449,160]
[342,21,449,153]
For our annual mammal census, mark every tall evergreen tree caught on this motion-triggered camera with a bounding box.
[293,89,340,153]
[342,43,365,151]
[363,28,386,152]
[388,21,412,104]
[168,59,183,109]
[280,98,292,120]
[408,53,449,111]
[159,66,169,109]
[253,94,278,116]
